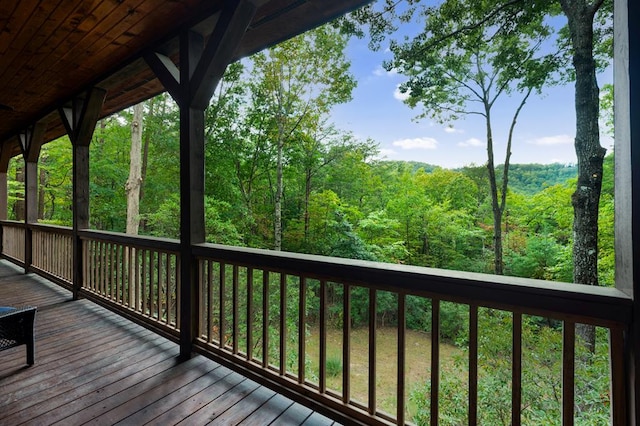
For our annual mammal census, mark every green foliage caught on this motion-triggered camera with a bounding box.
[326,357,342,378]
[410,312,612,425]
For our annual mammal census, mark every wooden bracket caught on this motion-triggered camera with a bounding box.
[18,121,47,163]
[145,0,257,109]
[58,87,107,147]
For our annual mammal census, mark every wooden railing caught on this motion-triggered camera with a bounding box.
[0,224,633,425]
[30,224,73,285]
[193,243,632,426]
[79,230,181,340]
[0,220,25,264]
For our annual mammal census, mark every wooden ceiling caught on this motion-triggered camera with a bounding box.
[0,0,371,157]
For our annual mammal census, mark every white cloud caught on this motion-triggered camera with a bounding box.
[444,126,464,134]
[394,84,410,101]
[392,137,438,150]
[377,148,397,158]
[373,65,398,77]
[529,135,574,146]
[458,137,484,147]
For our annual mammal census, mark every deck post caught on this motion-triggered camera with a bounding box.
[0,146,12,256]
[0,147,12,223]
[145,0,257,361]
[614,0,640,424]
[19,122,46,273]
[59,88,106,300]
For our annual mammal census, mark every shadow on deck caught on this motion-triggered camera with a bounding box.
[0,260,338,425]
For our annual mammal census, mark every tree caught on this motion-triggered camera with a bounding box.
[386,0,556,274]
[248,25,356,251]
[558,0,612,351]
[125,102,144,235]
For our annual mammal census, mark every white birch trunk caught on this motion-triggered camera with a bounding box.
[126,103,144,235]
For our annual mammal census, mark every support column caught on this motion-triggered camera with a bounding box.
[614,0,640,424]
[0,146,12,222]
[145,0,257,360]
[18,122,46,272]
[0,145,14,255]
[59,88,106,300]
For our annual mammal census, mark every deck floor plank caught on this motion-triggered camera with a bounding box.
[115,363,234,425]
[208,384,277,425]
[0,260,339,426]
[239,392,297,425]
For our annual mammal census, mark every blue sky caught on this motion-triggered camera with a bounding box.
[330,13,614,169]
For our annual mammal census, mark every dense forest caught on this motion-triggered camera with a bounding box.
[5,1,616,422]
[6,115,615,285]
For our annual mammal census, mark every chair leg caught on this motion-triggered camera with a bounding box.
[26,339,35,365]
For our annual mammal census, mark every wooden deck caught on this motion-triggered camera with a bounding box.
[0,260,339,426]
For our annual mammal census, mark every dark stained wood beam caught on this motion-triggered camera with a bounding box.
[19,122,47,272]
[143,52,181,102]
[144,1,258,361]
[190,0,258,109]
[58,88,106,299]
[59,88,108,148]
[614,0,640,423]
[18,122,47,163]
[0,145,15,221]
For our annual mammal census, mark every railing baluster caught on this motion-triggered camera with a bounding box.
[134,248,140,313]
[609,326,626,425]
[262,270,269,368]
[343,284,351,404]
[123,247,129,307]
[166,253,172,324]
[512,312,522,426]
[562,321,575,425]
[175,255,181,329]
[110,243,115,300]
[279,273,286,375]
[431,299,440,426]
[397,293,405,425]
[142,249,147,316]
[469,305,478,426]
[95,240,99,292]
[98,241,104,294]
[98,241,104,295]
[233,264,239,355]
[220,262,226,348]
[198,259,204,339]
[157,252,163,321]
[116,244,121,303]
[207,260,213,343]
[247,267,254,361]
[298,276,306,384]
[319,279,327,394]
[151,251,157,317]
[369,288,377,415]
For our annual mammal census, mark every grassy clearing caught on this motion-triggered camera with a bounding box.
[304,326,463,419]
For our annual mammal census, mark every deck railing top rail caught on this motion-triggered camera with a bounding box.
[79,229,181,253]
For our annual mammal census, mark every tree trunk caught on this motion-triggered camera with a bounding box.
[303,168,312,242]
[274,136,283,251]
[125,103,144,235]
[140,96,155,206]
[560,0,605,353]
[485,106,503,275]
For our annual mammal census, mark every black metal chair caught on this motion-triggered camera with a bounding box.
[0,306,37,365]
